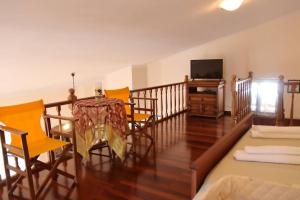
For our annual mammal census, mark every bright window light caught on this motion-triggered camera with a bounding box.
[251,79,278,114]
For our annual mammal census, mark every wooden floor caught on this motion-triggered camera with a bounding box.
[0,113,235,200]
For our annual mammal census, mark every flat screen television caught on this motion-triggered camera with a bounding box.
[191,59,223,79]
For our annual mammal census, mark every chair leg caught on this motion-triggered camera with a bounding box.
[136,117,155,158]
[72,125,79,184]
[36,144,72,198]
[0,131,12,199]
[25,160,36,200]
[73,147,79,182]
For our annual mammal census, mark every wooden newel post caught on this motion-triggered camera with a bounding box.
[289,82,297,126]
[248,71,253,116]
[231,75,237,123]
[184,75,189,110]
[68,88,77,103]
[276,75,285,126]
[248,71,253,79]
[68,72,78,109]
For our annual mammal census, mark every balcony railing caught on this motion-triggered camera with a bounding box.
[130,81,188,122]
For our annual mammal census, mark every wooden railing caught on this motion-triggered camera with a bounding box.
[44,96,95,130]
[276,75,285,126]
[44,80,188,124]
[130,80,188,122]
[276,76,300,126]
[231,72,253,124]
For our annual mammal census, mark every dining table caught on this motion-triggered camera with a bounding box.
[72,97,129,161]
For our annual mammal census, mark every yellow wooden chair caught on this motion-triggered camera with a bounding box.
[105,87,156,156]
[0,100,77,200]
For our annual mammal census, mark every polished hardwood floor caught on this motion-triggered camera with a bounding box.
[0,113,235,200]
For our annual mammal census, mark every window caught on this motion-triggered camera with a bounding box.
[251,79,279,115]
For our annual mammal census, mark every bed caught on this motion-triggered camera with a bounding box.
[190,72,300,199]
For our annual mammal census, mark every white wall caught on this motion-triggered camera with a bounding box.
[146,10,300,117]
[132,65,148,89]
[102,65,148,91]
[103,66,133,90]
[0,78,98,106]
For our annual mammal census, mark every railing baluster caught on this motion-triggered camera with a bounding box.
[56,105,62,130]
[149,89,153,116]
[160,88,163,119]
[178,84,181,112]
[137,91,140,114]
[182,83,184,111]
[174,84,177,114]
[240,83,243,119]
[246,82,248,114]
[165,86,168,118]
[237,84,241,121]
[170,85,173,116]
[155,89,158,120]
[244,82,246,117]
[143,90,147,115]
[248,81,251,113]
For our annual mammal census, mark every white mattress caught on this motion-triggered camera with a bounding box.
[194,126,300,199]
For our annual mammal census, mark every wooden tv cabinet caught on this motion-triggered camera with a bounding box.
[187,79,225,118]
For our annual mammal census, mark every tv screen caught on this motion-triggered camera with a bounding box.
[191,59,223,79]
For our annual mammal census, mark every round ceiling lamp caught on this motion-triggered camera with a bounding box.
[219,0,244,11]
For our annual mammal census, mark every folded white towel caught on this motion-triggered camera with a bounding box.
[252,125,300,134]
[234,150,300,165]
[244,145,300,155]
[251,130,300,139]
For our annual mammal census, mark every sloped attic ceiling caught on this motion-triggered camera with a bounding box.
[1,0,300,95]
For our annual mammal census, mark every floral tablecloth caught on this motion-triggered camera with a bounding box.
[73,98,129,160]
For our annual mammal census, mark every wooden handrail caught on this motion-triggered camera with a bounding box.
[276,76,299,126]
[231,72,253,124]
[45,96,94,108]
[45,79,188,123]
[131,82,185,93]
[130,78,188,122]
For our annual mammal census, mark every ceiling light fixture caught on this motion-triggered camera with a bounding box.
[219,0,244,11]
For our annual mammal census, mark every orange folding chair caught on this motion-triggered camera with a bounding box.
[0,100,77,200]
[105,87,156,156]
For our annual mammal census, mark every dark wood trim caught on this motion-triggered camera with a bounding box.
[190,113,253,198]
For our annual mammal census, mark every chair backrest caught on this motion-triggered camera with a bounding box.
[0,100,46,146]
[105,87,131,114]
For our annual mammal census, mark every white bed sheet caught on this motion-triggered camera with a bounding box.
[194,126,300,199]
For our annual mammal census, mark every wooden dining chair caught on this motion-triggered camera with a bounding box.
[0,100,77,200]
[105,87,156,157]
